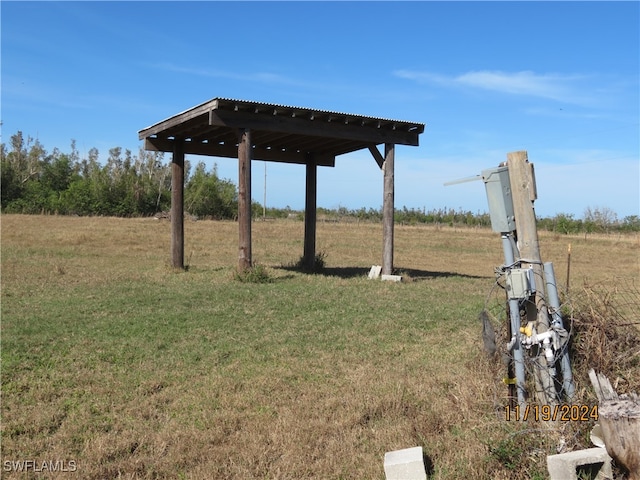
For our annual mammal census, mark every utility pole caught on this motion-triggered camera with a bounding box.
[446,151,574,412]
[507,151,557,406]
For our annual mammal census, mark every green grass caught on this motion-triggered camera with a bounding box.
[1,215,637,479]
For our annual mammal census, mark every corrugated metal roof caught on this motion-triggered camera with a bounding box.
[213,97,425,127]
[141,97,424,134]
[139,97,424,165]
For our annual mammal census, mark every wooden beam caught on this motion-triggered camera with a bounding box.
[382,143,395,275]
[144,136,336,167]
[303,155,317,270]
[171,140,185,269]
[210,110,420,146]
[238,129,252,272]
[368,145,385,169]
[138,99,219,140]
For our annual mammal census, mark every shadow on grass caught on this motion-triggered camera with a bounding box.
[277,265,489,281]
[424,452,435,477]
[397,267,489,281]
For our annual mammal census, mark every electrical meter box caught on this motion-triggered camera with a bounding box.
[482,166,516,233]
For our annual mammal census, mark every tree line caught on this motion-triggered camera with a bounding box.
[1,132,236,218]
[2,131,638,233]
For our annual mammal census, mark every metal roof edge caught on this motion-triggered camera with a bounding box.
[214,97,425,128]
[139,97,425,138]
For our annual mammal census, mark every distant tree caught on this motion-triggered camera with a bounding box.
[584,206,618,233]
[135,148,170,213]
[7,132,42,184]
[41,151,73,193]
[1,133,49,212]
[184,162,237,219]
[1,143,21,208]
[62,178,94,215]
[622,215,640,232]
[1,130,636,233]
[550,213,579,234]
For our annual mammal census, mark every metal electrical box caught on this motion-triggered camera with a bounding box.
[482,166,516,233]
[506,268,534,299]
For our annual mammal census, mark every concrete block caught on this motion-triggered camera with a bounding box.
[368,265,382,279]
[547,447,613,480]
[384,446,426,480]
[381,274,402,282]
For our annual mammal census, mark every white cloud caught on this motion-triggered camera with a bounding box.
[394,70,449,85]
[394,69,598,106]
[459,71,583,101]
[150,62,306,88]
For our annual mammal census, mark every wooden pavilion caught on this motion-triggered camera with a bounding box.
[138,98,425,274]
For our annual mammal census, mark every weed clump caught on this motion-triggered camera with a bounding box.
[234,263,272,283]
[292,251,327,274]
[567,280,640,396]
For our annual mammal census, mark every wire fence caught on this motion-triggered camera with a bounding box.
[482,275,640,406]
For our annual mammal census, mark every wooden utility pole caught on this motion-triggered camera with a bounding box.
[238,128,252,272]
[507,151,556,405]
[382,143,395,275]
[171,139,185,269]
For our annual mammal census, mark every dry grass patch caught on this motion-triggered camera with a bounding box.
[1,215,637,479]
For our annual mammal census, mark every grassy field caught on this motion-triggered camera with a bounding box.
[1,214,638,479]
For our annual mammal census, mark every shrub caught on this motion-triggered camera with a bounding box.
[293,251,327,274]
[234,263,272,283]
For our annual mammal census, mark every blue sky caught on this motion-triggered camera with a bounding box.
[2,1,639,219]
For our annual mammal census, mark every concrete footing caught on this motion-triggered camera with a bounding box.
[368,266,402,282]
[384,446,426,480]
[381,274,402,282]
[368,265,382,279]
[547,447,613,480]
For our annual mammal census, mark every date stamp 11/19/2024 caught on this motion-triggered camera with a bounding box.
[505,404,599,422]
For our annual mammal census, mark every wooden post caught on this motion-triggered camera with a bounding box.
[590,370,640,480]
[171,139,185,269]
[565,243,572,295]
[507,150,556,405]
[382,143,395,275]
[303,154,317,270]
[238,128,252,272]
